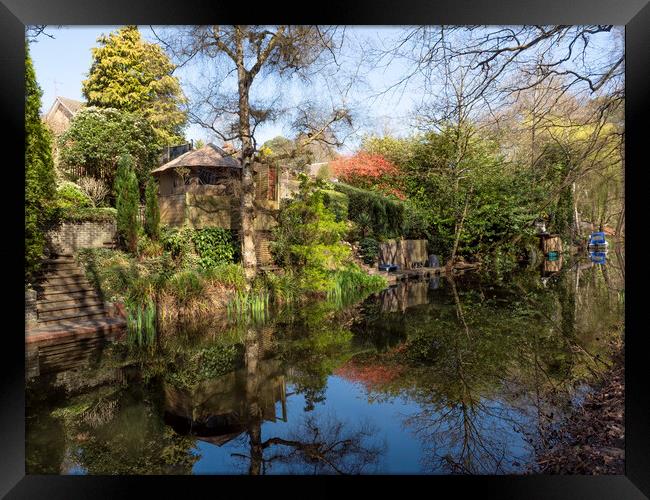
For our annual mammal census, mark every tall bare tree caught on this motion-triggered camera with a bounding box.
[159,26,348,278]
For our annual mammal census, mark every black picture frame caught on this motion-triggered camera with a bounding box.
[1,1,648,497]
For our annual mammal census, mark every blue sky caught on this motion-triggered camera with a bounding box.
[29,25,623,153]
[30,26,423,152]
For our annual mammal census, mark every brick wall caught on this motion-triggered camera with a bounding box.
[47,220,117,254]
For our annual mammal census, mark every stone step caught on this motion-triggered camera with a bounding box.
[41,262,83,272]
[39,283,97,295]
[43,256,75,264]
[38,304,105,320]
[39,289,102,302]
[38,295,103,308]
[38,270,87,281]
[37,309,107,325]
[42,275,92,286]
[37,299,105,314]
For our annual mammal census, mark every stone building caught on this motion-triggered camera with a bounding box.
[152,143,289,266]
[42,96,84,136]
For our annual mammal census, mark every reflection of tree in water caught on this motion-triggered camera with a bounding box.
[27,355,200,475]
[341,265,624,473]
[164,326,384,474]
[236,413,385,475]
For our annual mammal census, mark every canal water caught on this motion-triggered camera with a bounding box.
[26,251,624,474]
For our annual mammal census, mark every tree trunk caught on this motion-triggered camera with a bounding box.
[615,130,625,237]
[448,193,470,267]
[237,62,257,279]
[572,182,581,242]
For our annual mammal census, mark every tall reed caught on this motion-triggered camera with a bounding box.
[125,296,157,348]
[226,290,270,324]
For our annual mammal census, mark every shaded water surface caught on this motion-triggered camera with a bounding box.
[26,253,624,474]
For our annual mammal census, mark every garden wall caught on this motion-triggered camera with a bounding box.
[47,220,117,254]
[378,239,428,269]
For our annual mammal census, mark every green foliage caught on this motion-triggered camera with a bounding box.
[165,342,245,389]
[25,42,56,282]
[166,270,205,305]
[272,180,352,293]
[55,182,93,209]
[58,107,161,190]
[125,296,156,348]
[367,127,538,260]
[200,263,246,288]
[327,265,387,305]
[359,237,380,265]
[114,154,141,254]
[256,270,300,303]
[144,177,160,240]
[160,226,193,260]
[333,183,404,239]
[57,207,117,223]
[227,290,271,324]
[321,189,349,222]
[159,226,237,269]
[82,25,187,145]
[190,227,236,268]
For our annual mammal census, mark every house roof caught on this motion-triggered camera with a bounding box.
[152,143,241,174]
[44,96,84,120]
[57,96,84,115]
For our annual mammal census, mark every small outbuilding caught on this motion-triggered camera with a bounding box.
[152,143,286,265]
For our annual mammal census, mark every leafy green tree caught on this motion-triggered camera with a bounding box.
[363,128,537,262]
[144,176,160,241]
[114,155,141,253]
[58,107,160,193]
[82,25,187,145]
[272,176,351,292]
[25,42,56,282]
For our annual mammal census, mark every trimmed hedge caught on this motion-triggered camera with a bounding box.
[321,189,349,222]
[333,182,404,239]
[57,207,117,223]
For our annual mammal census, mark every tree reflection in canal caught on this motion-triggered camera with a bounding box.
[26,254,623,474]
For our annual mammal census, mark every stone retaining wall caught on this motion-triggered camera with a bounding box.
[47,220,117,254]
[378,239,428,269]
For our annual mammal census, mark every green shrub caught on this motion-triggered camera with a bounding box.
[402,201,431,240]
[144,177,160,240]
[201,263,246,288]
[333,183,404,239]
[114,154,141,253]
[56,182,93,209]
[137,235,164,258]
[166,270,205,304]
[57,207,117,223]
[191,227,236,268]
[25,42,56,282]
[321,189,349,222]
[359,237,380,265]
[160,226,192,259]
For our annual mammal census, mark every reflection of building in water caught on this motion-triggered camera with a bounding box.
[380,280,430,313]
[163,358,287,447]
[26,329,123,381]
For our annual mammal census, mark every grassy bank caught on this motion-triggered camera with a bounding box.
[77,245,387,344]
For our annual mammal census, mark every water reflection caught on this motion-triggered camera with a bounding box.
[26,252,624,474]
